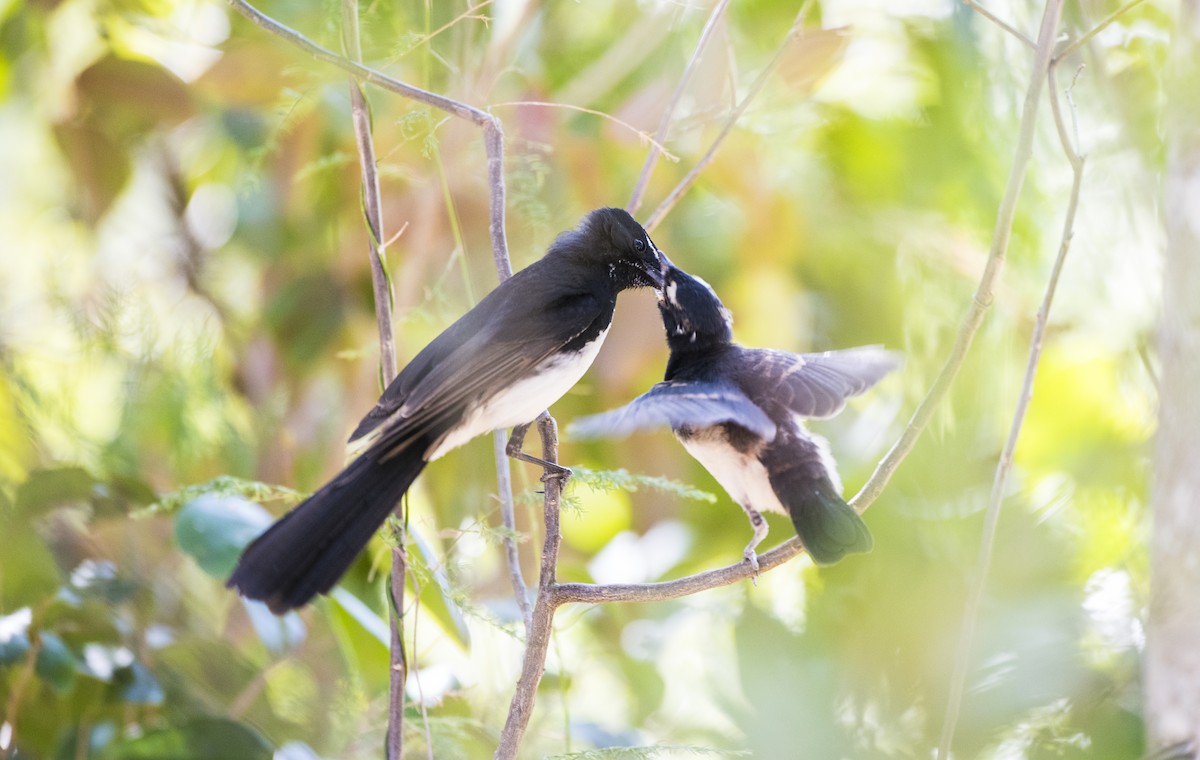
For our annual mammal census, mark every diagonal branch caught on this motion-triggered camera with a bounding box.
[644,2,811,232]
[224,0,512,280]
[1055,0,1147,62]
[934,2,1067,756]
[850,0,1064,516]
[962,0,1036,48]
[628,0,732,214]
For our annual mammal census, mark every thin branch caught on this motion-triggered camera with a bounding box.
[489,101,679,161]
[338,0,406,754]
[850,0,1063,516]
[644,3,811,232]
[627,0,732,214]
[224,0,513,311]
[556,538,804,605]
[961,0,1037,49]
[227,0,490,125]
[495,413,567,760]
[1055,0,1147,62]
[495,430,532,633]
[934,3,1068,756]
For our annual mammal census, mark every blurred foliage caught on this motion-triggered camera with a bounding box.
[0,0,1166,757]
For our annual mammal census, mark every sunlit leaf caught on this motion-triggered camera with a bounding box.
[174,495,272,578]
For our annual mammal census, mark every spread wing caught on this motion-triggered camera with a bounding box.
[568,381,777,442]
[737,345,902,419]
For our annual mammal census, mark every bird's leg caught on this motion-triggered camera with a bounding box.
[505,419,572,483]
[738,504,769,581]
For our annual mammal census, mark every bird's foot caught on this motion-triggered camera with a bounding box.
[541,465,573,487]
[743,548,760,585]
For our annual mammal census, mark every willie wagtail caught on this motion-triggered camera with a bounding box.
[570,258,900,569]
[228,208,665,612]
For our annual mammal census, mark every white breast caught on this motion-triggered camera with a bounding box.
[427,327,610,461]
[678,428,788,516]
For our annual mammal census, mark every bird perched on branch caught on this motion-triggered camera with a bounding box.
[229,208,665,613]
[570,258,899,569]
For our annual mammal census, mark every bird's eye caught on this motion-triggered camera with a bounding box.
[633,239,646,252]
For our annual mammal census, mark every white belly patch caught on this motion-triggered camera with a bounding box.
[678,429,788,516]
[427,327,610,460]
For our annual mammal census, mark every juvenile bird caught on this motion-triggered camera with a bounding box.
[570,259,899,569]
[229,208,664,613]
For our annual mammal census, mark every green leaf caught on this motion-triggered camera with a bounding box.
[174,495,273,578]
[16,467,98,514]
[0,631,30,665]
[35,631,78,692]
[106,718,271,760]
[324,589,390,694]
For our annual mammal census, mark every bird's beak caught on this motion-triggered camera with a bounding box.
[641,247,666,289]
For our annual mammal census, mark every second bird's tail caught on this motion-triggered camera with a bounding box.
[227,438,427,613]
[774,473,873,565]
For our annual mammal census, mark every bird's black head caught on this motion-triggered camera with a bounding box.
[657,258,734,351]
[569,207,665,290]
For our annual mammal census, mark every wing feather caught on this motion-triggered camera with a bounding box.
[569,381,777,442]
[739,345,902,419]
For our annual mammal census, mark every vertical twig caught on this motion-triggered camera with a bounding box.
[495,413,566,760]
[339,0,404,754]
[495,430,532,633]
[627,0,732,214]
[932,2,1066,756]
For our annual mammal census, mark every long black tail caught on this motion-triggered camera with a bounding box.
[227,440,426,613]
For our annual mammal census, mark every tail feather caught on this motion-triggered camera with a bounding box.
[227,441,426,613]
[778,477,872,565]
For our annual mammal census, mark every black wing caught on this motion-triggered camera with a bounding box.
[736,345,901,419]
[568,380,777,442]
[349,260,611,449]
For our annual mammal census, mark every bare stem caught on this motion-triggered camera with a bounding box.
[1055,0,1147,62]
[226,0,490,125]
[337,0,405,753]
[489,102,678,161]
[495,429,532,633]
[556,538,804,605]
[223,0,511,288]
[933,3,1066,756]
[628,0,732,214]
[961,0,1037,48]
[645,2,811,232]
[495,413,567,760]
[851,0,1063,517]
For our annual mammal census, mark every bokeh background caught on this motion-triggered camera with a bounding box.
[0,0,1167,757]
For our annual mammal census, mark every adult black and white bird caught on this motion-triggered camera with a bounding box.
[570,259,900,569]
[228,207,665,613]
